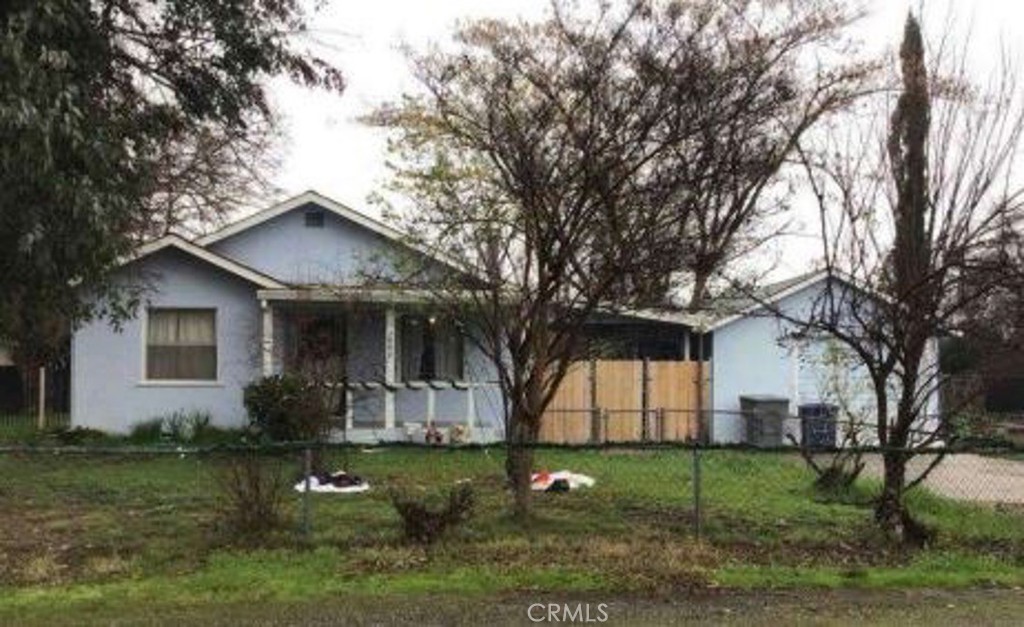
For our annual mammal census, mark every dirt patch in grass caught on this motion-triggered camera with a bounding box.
[0,505,138,586]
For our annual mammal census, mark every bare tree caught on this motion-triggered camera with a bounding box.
[371,0,864,518]
[645,1,870,310]
[138,117,284,238]
[372,2,685,518]
[788,13,1024,542]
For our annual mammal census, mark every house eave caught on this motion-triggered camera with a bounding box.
[125,234,287,290]
[256,287,439,305]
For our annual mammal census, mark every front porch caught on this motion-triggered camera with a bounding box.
[256,288,504,444]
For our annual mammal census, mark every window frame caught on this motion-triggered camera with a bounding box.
[397,314,465,383]
[140,307,220,385]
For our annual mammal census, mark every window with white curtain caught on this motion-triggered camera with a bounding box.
[398,315,464,381]
[146,309,217,380]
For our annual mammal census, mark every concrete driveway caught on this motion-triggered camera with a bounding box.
[863,453,1024,504]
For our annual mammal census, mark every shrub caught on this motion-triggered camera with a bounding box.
[243,375,330,442]
[163,410,211,442]
[214,451,291,546]
[390,482,475,544]
[127,418,165,444]
[51,427,111,446]
[191,424,247,446]
[127,411,244,445]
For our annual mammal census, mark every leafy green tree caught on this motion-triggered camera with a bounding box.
[0,0,342,365]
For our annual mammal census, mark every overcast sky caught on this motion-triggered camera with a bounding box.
[267,0,1023,277]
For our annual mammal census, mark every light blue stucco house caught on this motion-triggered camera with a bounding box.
[70,191,939,445]
[71,191,508,441]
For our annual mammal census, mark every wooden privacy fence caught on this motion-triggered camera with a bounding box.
[539,360,709,444]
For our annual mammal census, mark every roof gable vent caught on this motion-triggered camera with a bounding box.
[304,210,325,228]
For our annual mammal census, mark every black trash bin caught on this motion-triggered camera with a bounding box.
[799,403,837,448]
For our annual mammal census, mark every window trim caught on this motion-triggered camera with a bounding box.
[139,307,220,385]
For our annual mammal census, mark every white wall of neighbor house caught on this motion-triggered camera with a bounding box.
[711,280,942,446]
[711,311,796,443]
[71,249,262,433]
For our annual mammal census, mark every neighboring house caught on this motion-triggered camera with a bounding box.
[0,344,21,413]
[705,271,942,444]
[0,343,70,418]
[70,191,939,445]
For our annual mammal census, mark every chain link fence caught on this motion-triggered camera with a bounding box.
[1,412,1023,587]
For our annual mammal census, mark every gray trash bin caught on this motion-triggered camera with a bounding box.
[740,395,789,447]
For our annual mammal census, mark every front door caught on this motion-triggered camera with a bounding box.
[283,309,347,382]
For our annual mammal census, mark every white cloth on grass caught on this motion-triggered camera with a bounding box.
[293,474,370,494]
[530,470,596,491]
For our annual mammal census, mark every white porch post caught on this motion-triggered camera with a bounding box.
[465,385,475,429]
[345,389,354,431]
[426,387,436,426]
[261,300,274,376]
[384,307,397,429]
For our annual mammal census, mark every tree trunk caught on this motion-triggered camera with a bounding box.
[506,410,539,520]
[874,445,933,546]
[874,448,907,534]
[688,271,710,312]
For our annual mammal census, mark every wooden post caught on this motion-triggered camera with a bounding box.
[589,359,600,443]
[37,366,46,430]
[641,357,650,442]
[301,447,313,543]
[695,328,706,443]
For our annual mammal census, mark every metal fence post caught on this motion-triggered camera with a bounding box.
[37,366,46,430]
[692,439,702,541]
[302,446,313,543]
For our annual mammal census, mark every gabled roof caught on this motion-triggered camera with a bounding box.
[195,190,469,278]
[127,234,287,289]
[705,269,871,331]
[195,190,408,248]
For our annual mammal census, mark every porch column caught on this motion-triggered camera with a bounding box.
[261,300,274,377]
[345,389,354,431]
[465,385,475,430]
[789,340,801,416]
[384,307,397,429]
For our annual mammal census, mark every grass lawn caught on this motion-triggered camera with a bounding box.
[1,446,1023,623]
